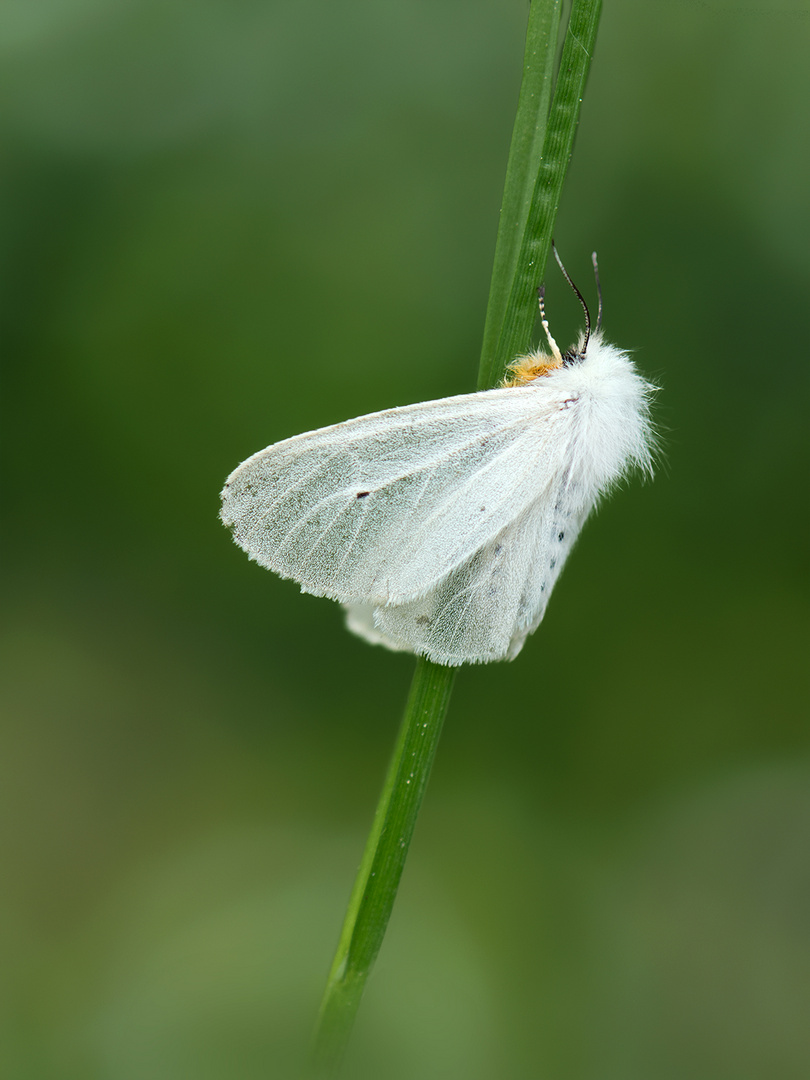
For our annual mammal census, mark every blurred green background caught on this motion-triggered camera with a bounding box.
[2,1,809,1077]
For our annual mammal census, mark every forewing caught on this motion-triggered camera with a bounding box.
[220,386,569,604]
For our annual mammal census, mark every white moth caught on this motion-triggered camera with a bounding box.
[221,253,655,667]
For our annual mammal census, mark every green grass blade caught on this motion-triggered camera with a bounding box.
[309,1,602,1073]
[478,0,603,390]
[309,660,456,1076]
[478,0,563,391]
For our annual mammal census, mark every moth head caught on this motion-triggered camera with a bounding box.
[503,244,603,387]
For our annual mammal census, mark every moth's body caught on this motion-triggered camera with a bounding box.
[221,333,654,666]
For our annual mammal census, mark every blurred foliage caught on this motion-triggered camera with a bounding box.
[1,1,809,1078]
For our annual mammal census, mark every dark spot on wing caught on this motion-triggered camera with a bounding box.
[356,491,370,499]
[416,615,430,626]
[550,558,556,570]
[558,531,565,542]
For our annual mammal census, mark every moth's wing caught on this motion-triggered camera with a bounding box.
[344,602,414,653]
[221,386,570,605]
[350,482,592,665]
[502,496,591,661]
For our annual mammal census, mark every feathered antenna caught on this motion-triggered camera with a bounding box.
[591,251,603,333]
[552,240,591,355]
[537,284,562,364]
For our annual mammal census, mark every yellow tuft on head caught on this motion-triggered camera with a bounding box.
[502,348,563,387]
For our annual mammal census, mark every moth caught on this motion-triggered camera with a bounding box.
[221,251,655,665]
